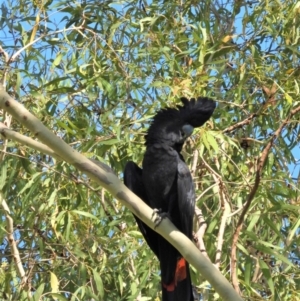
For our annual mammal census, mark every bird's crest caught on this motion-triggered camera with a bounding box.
[179,97,216,127]
[145,97,216,145]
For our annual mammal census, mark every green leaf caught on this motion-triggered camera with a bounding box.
[33,283,45,301]
[53,53,63,67]
[49,293,68,301]
[202,131,219,152]
[259,259,274,295]
[99,138,119,145]
[244,257,252,285]
[0,161,7,190]
[118,274,123,295]
[50,272,59,293]
[92,269,104,298]
[71,210,99,220]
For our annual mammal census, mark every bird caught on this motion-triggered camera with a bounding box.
[124,97,216,301]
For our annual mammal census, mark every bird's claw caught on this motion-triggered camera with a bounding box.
[152,208,168,228]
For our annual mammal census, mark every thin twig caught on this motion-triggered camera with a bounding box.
[0,46,10,86]
[194,207,210,261]
[191,149,199,178]
[1,198,30,294]
[201,156,231,269]
[222,113,257,134]
[11,25,85,62]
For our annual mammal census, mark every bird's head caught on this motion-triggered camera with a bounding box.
[145,109,192,148]
[145,97,216,151]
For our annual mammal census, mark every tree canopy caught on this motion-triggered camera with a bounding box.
[0,0,300,300]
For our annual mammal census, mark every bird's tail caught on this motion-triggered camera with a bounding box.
[161,258,194,301]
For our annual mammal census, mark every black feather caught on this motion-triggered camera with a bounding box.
[179,97,216,128]
[124,97,216,301]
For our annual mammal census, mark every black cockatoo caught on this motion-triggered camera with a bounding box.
[124,97,216,301]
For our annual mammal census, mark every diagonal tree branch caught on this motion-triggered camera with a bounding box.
[0,85,243,301]
[222,113,257,134]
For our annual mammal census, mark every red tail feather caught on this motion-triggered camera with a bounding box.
[163,258,187,291]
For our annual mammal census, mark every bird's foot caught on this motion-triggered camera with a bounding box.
[152,208,168,228]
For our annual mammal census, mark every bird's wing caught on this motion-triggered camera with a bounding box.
[124,161,159,257]
[177,159,195,238]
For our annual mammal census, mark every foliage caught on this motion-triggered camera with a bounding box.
[0,0,300,300]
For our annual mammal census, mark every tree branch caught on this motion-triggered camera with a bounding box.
[0,85,243,301]
[222,113,257,134]
[0,122,62,160]
[1,196,31,295]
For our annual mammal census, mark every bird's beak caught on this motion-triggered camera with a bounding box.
[182,124,194,138]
